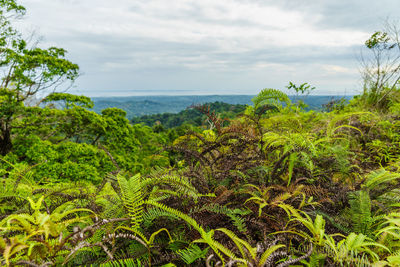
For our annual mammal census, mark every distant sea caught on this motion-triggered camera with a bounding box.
[91,95,352,119]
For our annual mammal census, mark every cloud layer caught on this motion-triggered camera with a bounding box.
[18,0,398,96]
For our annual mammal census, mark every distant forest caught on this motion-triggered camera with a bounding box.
[93,95,351,119]
[131,101,247,128]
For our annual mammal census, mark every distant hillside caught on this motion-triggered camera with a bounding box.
[131,101,247,128]
[92,95,254,118]
[92,95,352,119]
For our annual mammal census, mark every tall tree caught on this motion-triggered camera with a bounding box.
[0,0,79,155]
[361,21,400,108]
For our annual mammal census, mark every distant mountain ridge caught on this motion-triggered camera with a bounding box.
[92,95,352,119]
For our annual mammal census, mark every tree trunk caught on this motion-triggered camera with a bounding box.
[0,127,12,155]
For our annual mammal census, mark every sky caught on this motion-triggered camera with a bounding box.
[16,0,400,96]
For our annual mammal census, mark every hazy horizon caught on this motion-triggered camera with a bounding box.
[87,90,356,98]
[19,0,398,96]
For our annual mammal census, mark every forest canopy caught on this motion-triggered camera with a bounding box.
[2,1,400,266]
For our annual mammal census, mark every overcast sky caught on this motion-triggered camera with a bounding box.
[17,0,399,96]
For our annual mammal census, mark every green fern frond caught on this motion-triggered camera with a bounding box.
[252,88,291,111]
[259,244,286,266]
[177,244,208,264]
[316,210,352,234]
[142,174,199,200]
[363,169,400,190]
[101,195,126,220]
[146,200,237,264]
[198,203,249,233]
[117,174,144,231]
[142,207,180,228]
[348,191,372,235]
[98,258,143,267]
[146,200,204,235]
[216,227,255,259]
[326,111,371,138]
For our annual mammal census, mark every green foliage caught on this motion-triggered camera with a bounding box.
[215,227,285,266]
[131,101,246,128]
[360,24,400,110]
[118,174,144,231]
[3,82,400,265]
[348,191,373,235]
[325,232,388,265]
[250,88,291,117]
[0,0,26,14]
[362,169,400,190]
[11,136,114,183]
[286,82,316,109]
[177,244,208,264]
[0,0,78,155]
[0,195,94,266]
[2,7,400,265]
[98,258,143,267]
[287,82,316,95]
[197,203,250,234]
[365,31,391,49]
[44,92,94,109]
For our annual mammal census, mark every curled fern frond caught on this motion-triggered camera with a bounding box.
[252,88,291,113]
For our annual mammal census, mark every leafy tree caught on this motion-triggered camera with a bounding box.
[286,82,315,109]
[360,21,400,108]
[286,82,315,97]
[131,101,246,129]
[0,0,79,155]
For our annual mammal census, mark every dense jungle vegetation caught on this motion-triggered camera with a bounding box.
[2,1,400,266]
[91,95,254,118]
[92,95,348,119]
[130,102,247,129]
[129,98,348,129]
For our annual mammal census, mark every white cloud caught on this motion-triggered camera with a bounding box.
[16,0,389,95]
[22,0,369,49]
[322,64,357,74]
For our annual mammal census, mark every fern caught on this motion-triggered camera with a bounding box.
[177,244,208,264]
[325,111,370,139]
[348,191,372,235]
[146,200,237,264]
[324,232,388,264]
[142,207,180,228]
[117,174,144,231]
[197,203,250,234]
[142,174,201,201]
[69,249,100,266]
[216,227,285,265]
[316,210,352,234]
[362,169,400,190]
[377,188,400,211]
[98,258,143,267]
[375,212,400,248]
[252,88,291,112]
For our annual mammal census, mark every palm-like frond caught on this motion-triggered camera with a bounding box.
[252,88,291,112]
[177,244,208,264]
[196,203,250,233]
[142,174,200,201]
[142,207,180,228]
[325,232,388,263]
[348,190,372,235]
[363,169,400,190]
[146,200,239,264]
[98,258,143,267]
[325,111,371,139]
[117,174,144,231]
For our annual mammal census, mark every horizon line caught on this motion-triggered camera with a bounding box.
[89,93,355,98]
